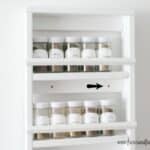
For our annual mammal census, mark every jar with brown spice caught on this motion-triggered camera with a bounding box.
[34,102,50,140]
[97,37,112,72]
[49,37,64,72]
[51,102,67,139]
[83,101,99,137]
[33,37,48,73]
[100,100,116,136]
[68,101,83,138]
[81,37,96,72]
[65,37,81,72]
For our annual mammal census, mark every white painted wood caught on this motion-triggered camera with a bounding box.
[33,14,123,32]
[33,80,123,94]
[33,72,129,81]
[26,12,33,150]
[30,122,136,133]
[28,7,134,16]
[122,16,135,150]
[27,58,135,66]
[33,134,128,148]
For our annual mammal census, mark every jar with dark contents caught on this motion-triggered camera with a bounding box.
[68,101,83,138]
[33,37,48,73]
[51,102,67,139]
[49,37,64,72]
[84,101,99,137]
[97,37,112,72]
[65,37,81,72]
[81,37,96,72]
[100,100,116,136]
[34,102,50,140]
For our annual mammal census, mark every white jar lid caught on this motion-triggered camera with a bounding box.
[35,102,49,109]
[33,37,48,43]
[100,99,114,106]
[51,101,66,108]
[97,37,110,43]
[65,37,80,43]
[68,101,82,107]
[81,37,96,43]
[49,37,64,43]
[33,49,48,58]
[84,101,99,107]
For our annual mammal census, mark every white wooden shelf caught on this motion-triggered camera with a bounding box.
[31,122,136,133]
[33,134,128,148]
[33,72,129,81]
[27,58,135,66]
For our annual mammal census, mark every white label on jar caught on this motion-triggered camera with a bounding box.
[49,48,64,59]
[68,114,82,124]
[98,48,112,58]
[33,49,48,58]
[35,116,49,125]
[82,49,96,58]
[84,113,99,124]
[51,114,66,125]
[101,112,116,123]
[66,48,80,58]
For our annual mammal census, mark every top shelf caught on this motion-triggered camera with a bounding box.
[27,58,135,66]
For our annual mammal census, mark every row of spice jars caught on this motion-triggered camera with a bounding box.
[33,36,112,73]
[33,100,116,140]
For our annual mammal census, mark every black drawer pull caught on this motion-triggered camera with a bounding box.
[87,83,103,89]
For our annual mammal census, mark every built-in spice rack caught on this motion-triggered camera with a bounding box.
[27,8,136,150]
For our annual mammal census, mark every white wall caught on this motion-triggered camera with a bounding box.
[0,0,150,150]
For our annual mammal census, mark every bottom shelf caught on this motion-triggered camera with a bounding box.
[33,134,128,148]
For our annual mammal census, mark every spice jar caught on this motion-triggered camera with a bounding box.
[51,102,67,139]
[81,37,96,72]
[49,37,64,72]
[97,37,112,72]
[65,37,81,72]
[68,101,83,138]
[84,101,99,137]
[100,100,116,136]
[34,102,50,140]
[33,37,48,73]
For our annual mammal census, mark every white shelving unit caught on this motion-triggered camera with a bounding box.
[26,8,136,150]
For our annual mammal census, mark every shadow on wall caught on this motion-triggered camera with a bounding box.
[135,11,150,149]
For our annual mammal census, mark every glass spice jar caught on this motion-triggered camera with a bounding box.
[84,101,99,137]
[49,37,64,72]
[51,102,67,139]
[33,37,48,73]
[34,102,50,140]
[68,101,83,138]
[81,37,96,72]
[97,37,112,72]
[100,100,116,136]
[65,37,81,72]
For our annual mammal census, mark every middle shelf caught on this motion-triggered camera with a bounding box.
[33,72,129,81]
